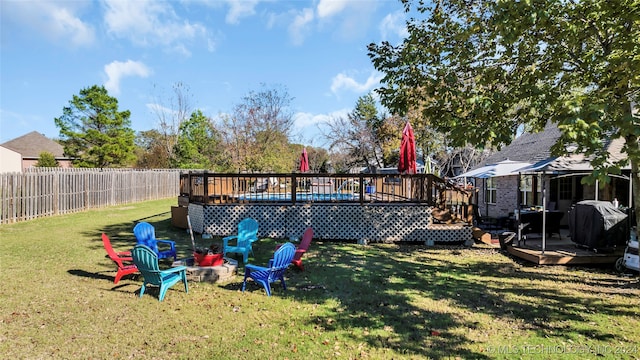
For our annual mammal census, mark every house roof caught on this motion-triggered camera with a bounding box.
[475,123,630,174]
[480,122,562,166]
[521,136,630,172]
[0,131,66,159]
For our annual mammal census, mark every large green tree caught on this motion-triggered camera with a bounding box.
[369,0,640,228]
[55,85,135,168]
[173,109,226,170]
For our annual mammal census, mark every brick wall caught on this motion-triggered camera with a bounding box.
[477,175,520,219]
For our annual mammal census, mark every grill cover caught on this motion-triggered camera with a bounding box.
[568,200,628,250]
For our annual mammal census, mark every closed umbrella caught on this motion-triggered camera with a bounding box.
[398,121,417,174]
[299,148,309,172]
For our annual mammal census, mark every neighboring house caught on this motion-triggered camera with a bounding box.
[458,122,632,226]
[0,131,73,171]
[0,146,22,173]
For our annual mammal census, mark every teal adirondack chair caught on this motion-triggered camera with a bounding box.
[242,242,296,296]
[131,245,188,301]
[223,218,259,263]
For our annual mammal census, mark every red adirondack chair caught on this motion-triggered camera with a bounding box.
[277,227,313,271]
[102,233,138,284]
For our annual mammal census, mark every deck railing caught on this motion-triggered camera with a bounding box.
[179,172,474,222]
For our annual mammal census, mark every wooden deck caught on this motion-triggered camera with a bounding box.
[507,245,624,265]
[504,231,624,265]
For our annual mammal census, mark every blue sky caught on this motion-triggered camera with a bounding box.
[1,0,409,148]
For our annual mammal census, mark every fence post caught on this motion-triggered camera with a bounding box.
[291,174,297,204]
[359,174,364,205]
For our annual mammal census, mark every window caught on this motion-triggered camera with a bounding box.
[520,175,544,206]
[559,177,572,200]
[520,176,533,206]
[485,178,497,204]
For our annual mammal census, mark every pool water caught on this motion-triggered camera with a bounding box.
[237,192,356,201]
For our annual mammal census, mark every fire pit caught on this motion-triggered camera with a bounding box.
[173,244,236,283]
[172,257,237,283]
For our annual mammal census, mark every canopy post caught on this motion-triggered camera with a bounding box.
[484,179,489,219]
[517,172,522,244]
[541,172,547,255]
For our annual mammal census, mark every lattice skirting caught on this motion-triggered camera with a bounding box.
[188,204,472,244]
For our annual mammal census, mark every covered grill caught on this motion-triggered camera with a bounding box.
[568,200,628,251]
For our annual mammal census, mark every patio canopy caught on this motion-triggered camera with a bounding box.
[455,159,532,179]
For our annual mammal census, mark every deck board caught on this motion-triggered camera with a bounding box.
[507,246,623,265]
[504,230,624,265]
[474,225,629,266]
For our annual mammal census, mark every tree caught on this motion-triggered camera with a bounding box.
[434,144,491,178]
[324,93,405,171]
[304,146,330,173]
[222,84,296,172]
[150,82,193,166]
[55,85,136,168]
[173,110,226,170]
[368,0,640,229]
[135,130,171,168]
[35,151,59,168]
[324,95,380,170]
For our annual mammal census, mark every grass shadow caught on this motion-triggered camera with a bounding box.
[245,241,640,358]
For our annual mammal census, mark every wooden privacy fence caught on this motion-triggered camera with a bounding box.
[0,169,181,224]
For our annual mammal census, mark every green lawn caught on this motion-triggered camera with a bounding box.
[1,198,638,359]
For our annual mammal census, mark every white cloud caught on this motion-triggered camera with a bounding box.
[315,0,380,41]
[265,0,378,45]
[292,109,350,147]
[146,103,173,115]
[2,1,95,46]
[288,8,315,45]
[295,108,351,129]
[103,0,209,55]
[316,0,349,18]
[330,71,384,95]
[195,0,261,24]
[50,6,95,46]
[379,11,408,40]
[225,0,260,24]
[294,112,328,130]
[104,60,151,95]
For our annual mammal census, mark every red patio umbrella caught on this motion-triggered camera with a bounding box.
[398,121,417,174]
[299,148,310,172]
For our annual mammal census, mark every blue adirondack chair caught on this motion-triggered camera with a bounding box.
[130,245,188,301]
[133,222,177,261]
[242,242,296,296]
[223,218,259,263]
